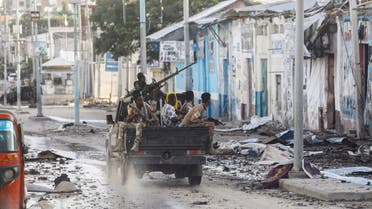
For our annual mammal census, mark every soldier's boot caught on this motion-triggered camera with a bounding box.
[208,145,218,155]
[130,137,140,152]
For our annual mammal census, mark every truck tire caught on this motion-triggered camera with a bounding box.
[189,164,202,186]
[188,176,202,186]
[121,155,129,185]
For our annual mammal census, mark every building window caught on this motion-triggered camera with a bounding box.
[273,24,284,34]
[256,25,267,36]
[276,74,282,110]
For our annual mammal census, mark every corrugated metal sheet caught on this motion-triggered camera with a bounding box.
[236,0,328,14]
[147,0,239,41]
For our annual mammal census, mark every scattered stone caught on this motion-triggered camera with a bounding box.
[38,176,48,181]
[54,181,79,193]
[54,174,71,187]
[28,169,40,175]
[192,201,208,205]
[297,202,305,207]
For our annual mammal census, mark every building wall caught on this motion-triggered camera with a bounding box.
[93,63,118,103]
[175,29,221,118]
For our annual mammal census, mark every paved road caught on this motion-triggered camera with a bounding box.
[9,106,368,209]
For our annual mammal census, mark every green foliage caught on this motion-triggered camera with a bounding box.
[92,0,226,59]
[19,13,73,38]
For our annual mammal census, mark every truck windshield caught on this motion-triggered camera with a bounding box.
[0,120,18,153]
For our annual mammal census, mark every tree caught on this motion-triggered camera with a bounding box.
[92,0,226,59]
[19,12,73,38]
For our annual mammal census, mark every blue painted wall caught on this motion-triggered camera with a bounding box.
[175,27,227,119]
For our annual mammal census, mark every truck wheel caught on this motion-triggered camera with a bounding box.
[121,155,129,185]
[188,176,202,186]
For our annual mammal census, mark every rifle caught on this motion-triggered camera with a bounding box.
[124,62,196,100]
[206,117,225,126]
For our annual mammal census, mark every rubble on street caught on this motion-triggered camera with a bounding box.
[11,107,372,209]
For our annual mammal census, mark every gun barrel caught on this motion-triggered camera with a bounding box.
[156,62,196,84]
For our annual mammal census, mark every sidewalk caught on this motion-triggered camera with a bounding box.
[280,178,372,201]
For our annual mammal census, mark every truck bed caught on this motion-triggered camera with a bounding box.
[126,127,209,150]
[125,127,209,165]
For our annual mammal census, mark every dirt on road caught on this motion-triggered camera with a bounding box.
[14,106,372,209]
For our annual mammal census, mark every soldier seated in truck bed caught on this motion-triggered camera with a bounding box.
[113,90,158,152]
[181,92,217,154]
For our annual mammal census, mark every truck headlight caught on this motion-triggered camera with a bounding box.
[3,169,15,181]
[1,166,19,183]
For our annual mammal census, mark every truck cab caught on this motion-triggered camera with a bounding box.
[0,110,27,209]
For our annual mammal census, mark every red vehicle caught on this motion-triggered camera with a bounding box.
[0,110,27,209]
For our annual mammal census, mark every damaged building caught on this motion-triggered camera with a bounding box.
[146,0,372,136]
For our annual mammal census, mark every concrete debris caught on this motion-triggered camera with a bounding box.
[239,143,267,157]
[322,167,372,186]
[54,174,71,187]
[204,155,269,181]
[27,184,54,193]
[214,127,242,132]
[54,181,79,193]
[215,141,240,155]
[35,150,71,161]
[27,168,41,175]
[304,135,324,145]
[28,200,54,209]
[348,144,372,162]
[192,201,208,205]
[242,115,273,131]
[259,144,294,165]
[215,141,267,156]
[239,138,260,144]
[215,115,273,132]
[62,123,74,129]
[303,151,323,157]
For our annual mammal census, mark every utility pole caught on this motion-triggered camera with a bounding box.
[16,0,21,110]
[184,0,192,91]
[85,0,93,98]
[70,0,80,124]
[350,0,365,139]
[139,0,146,74]
[293,0,304,173]
[118,57,123,98]
[46,7,53,58]
[32,0,43,117]
[126,57,129,91]
[3,0,8,106]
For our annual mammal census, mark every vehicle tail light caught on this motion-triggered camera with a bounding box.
[187,150,203,155]
[131,150,145,155]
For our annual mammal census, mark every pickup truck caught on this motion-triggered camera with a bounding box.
[106,99,209,186]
